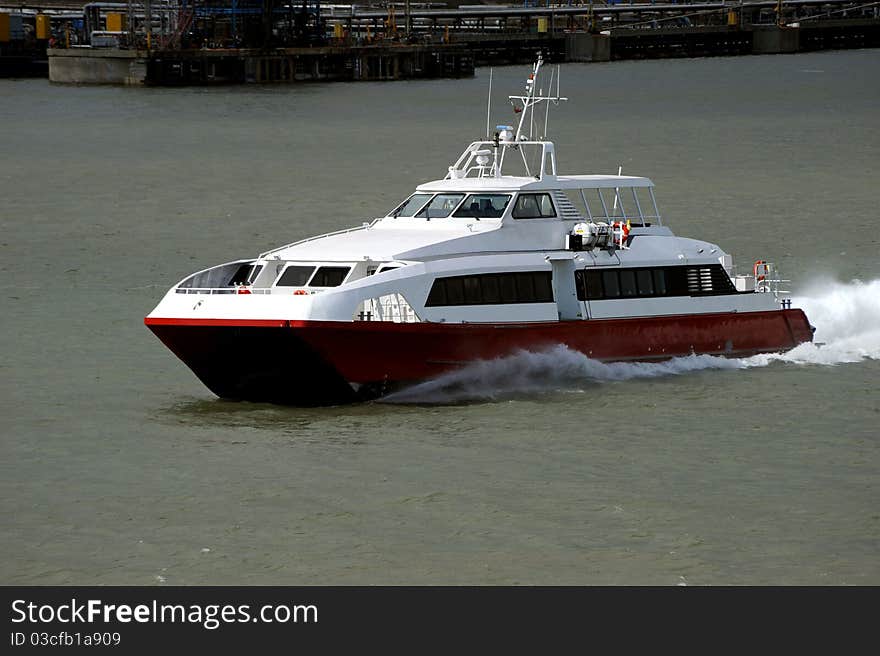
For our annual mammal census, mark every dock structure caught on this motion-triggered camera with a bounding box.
[9,0,879,85]
[48,41,475,84]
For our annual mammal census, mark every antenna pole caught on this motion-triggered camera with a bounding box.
[613,165,622,213]
[556,64,561,106]
[485,68,493,139]
[544,66,555,138]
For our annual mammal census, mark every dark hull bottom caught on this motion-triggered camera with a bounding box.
[146,309,813,406]
[147,322,360,405]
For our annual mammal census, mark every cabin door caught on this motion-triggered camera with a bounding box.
[550,258,582,321]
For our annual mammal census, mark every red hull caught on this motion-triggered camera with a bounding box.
[146,309,813,404]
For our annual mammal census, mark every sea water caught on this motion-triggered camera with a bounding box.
[1,50,878,584]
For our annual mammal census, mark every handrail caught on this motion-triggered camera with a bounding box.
[175,287,272,295]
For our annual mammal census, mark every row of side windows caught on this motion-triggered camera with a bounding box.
[426,272,554,307]
[575,264,737,300]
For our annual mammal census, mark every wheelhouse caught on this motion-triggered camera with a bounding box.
[386,180,662,226]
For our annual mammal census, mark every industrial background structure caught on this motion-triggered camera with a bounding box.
[2,1,879,82]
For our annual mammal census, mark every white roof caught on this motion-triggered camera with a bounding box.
[264,223,483,262]
[557,175,654,188]
[417,174,654,193]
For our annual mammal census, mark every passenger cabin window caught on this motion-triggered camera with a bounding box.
[417,194,464,219]
[636,269,654,296]
[390,193,432,217]
[426,272,554,306]
[619,270,637,297]
[601,270,620,298]
[276,265,315,287]
[228,263,263,286]
[575,265,736,300]
[452,194,511,219]
[309,266,351,287]
[512,193,556,219]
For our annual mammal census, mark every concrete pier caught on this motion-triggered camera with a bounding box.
[565,33,612,63]
[752,26,801,55]
[49,48,146,85]
[48,44,473,86]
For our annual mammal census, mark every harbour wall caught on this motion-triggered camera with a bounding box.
[48,47,144,84]
[46,20,880,86]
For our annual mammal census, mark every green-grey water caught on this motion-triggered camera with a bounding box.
[1,50,878,584]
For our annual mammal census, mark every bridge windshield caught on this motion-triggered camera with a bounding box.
[389,193,432,217]
[416,194,465,219]
[452,194,511,218]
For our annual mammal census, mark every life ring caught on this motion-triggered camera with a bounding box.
[612,221,631,246]
[753,260,767,281]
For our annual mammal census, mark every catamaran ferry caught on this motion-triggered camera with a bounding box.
[145,56,813,405]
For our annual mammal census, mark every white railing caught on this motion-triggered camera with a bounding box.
[752,261,791,302]
[175,287,272,295]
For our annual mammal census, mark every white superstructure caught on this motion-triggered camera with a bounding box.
[149,56,786,330]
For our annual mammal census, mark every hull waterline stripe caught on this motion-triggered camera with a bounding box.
[145,317,289,328]
[145,311,797,330]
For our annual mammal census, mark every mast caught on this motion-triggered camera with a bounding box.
[496,54,567,177]
[448,56,568,181]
